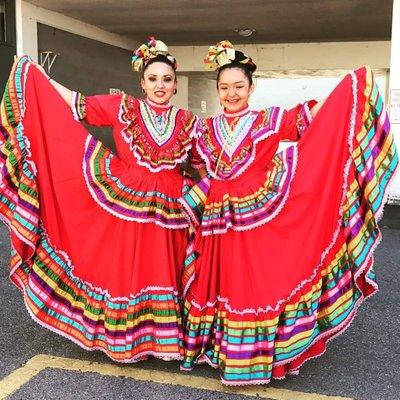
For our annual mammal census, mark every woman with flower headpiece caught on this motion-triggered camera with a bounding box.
[0,37,206,362]
[180,40,398,384]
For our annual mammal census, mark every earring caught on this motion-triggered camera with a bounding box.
[142,89,146,94]
[174,89,177,95]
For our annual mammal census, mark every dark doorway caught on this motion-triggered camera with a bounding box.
[0,0,16,94]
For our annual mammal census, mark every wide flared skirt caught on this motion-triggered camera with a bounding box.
[0,57,188,362]
[181,67,398,384]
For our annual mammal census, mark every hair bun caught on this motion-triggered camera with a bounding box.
[204,40,257,73]
[233,51,257,73]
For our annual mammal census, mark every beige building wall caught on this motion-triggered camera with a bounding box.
[173,41,391,117]
[171,42,391,72]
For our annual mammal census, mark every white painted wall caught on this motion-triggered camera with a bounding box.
[250,73,388,110]
[388,0,400,200]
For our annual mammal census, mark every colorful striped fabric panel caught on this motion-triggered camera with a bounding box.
[26,227,182,361]
[182,241,361,384]
[180,176,210,228]
[179,176,211,296]
[0,57,39,256]
[181,67,399,384]
[1,56,183,362]
[201,145,297,235]
[342,67,398,270]
[83,135,188,228]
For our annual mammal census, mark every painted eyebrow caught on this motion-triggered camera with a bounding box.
[147,74,173,77]
[219,80,246,85]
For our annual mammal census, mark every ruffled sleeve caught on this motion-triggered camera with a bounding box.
[71,92,123,127]
[279,100,317,141]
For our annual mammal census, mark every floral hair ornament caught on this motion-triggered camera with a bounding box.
[131,37,177,72]
[204,40,236,71]
[204,40,256,72]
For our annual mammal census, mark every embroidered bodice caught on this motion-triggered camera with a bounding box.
[71,92,202,173]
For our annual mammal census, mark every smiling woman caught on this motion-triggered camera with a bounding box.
[0,38,205,363]
[217,68,254,113]
[180,40,398,385]
[141,56,177,105]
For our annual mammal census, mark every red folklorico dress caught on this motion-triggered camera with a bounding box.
[0,57,204,362]
[180,67,398,384]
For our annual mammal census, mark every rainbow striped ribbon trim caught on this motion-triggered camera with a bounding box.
[181,67,399,384]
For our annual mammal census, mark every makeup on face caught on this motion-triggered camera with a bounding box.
[217,68,254,113]
[141,62,177,105]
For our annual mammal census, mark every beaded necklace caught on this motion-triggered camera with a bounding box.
[139,100,179,146]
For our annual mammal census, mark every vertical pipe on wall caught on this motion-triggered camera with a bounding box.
[15,0,38,61]
[388,0,400,200]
